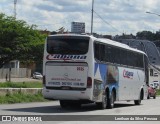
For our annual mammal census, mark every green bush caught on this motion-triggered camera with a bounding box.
[156,89,160,96]
[0,92,47,104]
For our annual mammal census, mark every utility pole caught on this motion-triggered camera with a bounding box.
[91,0,94,35]
[14,0,17,19]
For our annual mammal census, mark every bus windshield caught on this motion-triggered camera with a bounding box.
[47,36,89,55]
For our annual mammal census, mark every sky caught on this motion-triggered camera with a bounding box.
[0,0,160,35]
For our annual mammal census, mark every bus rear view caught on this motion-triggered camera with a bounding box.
[42,34,93,108]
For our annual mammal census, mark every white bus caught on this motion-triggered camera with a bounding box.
[42,34,149,109]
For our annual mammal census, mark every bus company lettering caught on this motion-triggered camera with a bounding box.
[51,77,81,82]
[77,67,84,71]
[123,70,134,79]
[46,54,87,60]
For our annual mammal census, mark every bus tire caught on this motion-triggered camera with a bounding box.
[59,100,68,108]
[134,99,141,105]
[71,102,81,108]
[153,95,156,99]
[134,90,142,105]
[102,93,107,109]
[107,91,115,109]
[147,93,150,99]
[96,93,107,109]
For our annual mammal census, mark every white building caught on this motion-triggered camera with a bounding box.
[71,22,85,33]
[149,68,160,89]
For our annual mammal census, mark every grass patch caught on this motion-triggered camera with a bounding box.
[0,92,48,104]
[0,81,42,88]
[156,89,160,96]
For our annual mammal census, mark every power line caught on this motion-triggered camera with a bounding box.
[93,10,122,33]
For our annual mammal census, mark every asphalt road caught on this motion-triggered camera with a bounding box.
[0,97,160,124]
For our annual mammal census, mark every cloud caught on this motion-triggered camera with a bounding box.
[0,0,160,35]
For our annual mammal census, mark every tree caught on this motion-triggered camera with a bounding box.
[0,13,46,68]
[155,31,160,41]
[136,31,155,41]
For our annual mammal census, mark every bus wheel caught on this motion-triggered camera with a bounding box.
[96,93,107,109]
[71,102,81,108]
[153,95,156,99]
[102,93,107,109]
[134,99,141,105]
[134,90,143,105]
[107,91,115,109]
[59,100,68,108]
[147,93,150,99]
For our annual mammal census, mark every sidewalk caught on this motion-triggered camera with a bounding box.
[0,78,42,83]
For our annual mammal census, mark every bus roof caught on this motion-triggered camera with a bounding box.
[48,33,91,38]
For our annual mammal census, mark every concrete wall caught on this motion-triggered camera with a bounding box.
[0,88,42,96]
[0,68,31,79]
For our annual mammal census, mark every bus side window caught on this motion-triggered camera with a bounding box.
[105,45,112,63]
[132,53,137,67]
[115,48,121,64]
[112,47,117,63]
[94,42,105,62]
[120,49,127,65]
[99,44,105,62]
[126,51,132,66]
[94,42,100,61]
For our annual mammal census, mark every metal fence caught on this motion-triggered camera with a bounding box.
[0,68,31,79]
